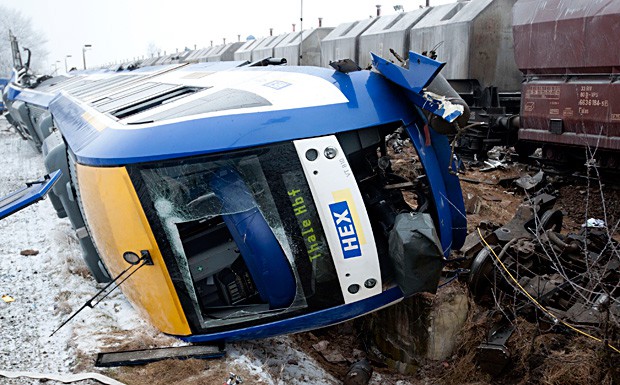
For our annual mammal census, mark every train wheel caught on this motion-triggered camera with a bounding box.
[514,142,536,162]
[542,145,568,163]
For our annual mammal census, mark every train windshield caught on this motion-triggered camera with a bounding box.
[131,141,343,331]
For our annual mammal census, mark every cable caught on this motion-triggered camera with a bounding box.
[476,228,620,354]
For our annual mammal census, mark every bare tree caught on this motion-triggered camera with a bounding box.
[146,41,160,59]
[0,5,48,76]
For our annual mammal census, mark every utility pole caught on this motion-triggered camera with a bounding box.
[65,55,72,72]
[299,0,304,65]
[82,44,92,70]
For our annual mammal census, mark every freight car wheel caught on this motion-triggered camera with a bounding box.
[468,246,500,303]
[542,145,568,163]
[600,152,618,170]
[532,209,563,235]
[514,142,537,162]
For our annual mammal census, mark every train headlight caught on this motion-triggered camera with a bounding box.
[324,146,338,159]
[123,251,141,265]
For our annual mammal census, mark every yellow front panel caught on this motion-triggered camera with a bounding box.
[76,164,191,335]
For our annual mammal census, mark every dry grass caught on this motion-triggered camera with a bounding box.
[437,296,492,385]
[63,250,93,279]
[501,316,539,383]
[52,290,73,316]
[98,330,170,352]
[419,301,618,385]
[538,337,611,385]
[110,358,264,385]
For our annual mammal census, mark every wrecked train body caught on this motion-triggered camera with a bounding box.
[3,52,467,342]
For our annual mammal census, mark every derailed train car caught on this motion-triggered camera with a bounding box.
[0,78,7,114]
[3,50,468,342]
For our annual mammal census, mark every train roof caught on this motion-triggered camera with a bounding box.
[14,62,418,167]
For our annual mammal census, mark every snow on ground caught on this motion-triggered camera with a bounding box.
[0,117,337,385]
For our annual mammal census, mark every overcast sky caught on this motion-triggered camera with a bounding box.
[5,0,455,72]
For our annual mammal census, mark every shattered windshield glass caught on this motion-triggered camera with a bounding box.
[132,141,342,330]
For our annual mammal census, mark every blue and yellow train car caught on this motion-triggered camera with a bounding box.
[0,78,7,114]
[4,53,467,342]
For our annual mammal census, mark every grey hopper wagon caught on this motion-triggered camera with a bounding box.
[273,28,334,67]
[358,8,430,69]
[320,18,378,68]
[205,42,245,62]
[250,34,288,62]
[233,38,261,62]
[409,0,521,92]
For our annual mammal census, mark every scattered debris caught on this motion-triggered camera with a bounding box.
[312,340,330,353]
[224,372,243,384]
[95,344,225,367]
[583,218,606,228]
[476,321,514,376]
[343,359,373,385]
[19,249,39,256]
[0,370,126,385]
[480,159,508,172]
[460,176,482,184]
[479,194,502,202]
[515,170,545,191]
[464,189,620,374]
[464,193,482,214]
[486,147,508,162]
[1,294,15,303]
[312,340,348,363]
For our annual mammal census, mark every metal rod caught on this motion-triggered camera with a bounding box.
[50,257,148,337]
[299,0,304,65]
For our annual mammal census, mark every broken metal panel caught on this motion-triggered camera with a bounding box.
[95,344,225,367]
[9,31,22,69]
[0,170,61,220]
[476,322,514,376]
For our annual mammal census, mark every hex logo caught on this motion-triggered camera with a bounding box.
[329,201,361,259]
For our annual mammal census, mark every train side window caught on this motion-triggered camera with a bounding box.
[128,88,271,123]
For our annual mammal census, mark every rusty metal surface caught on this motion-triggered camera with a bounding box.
[513,0,620,74]
[519,80,620,150]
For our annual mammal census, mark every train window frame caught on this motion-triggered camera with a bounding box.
[128,141,343,332]
[126,88,272,123]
